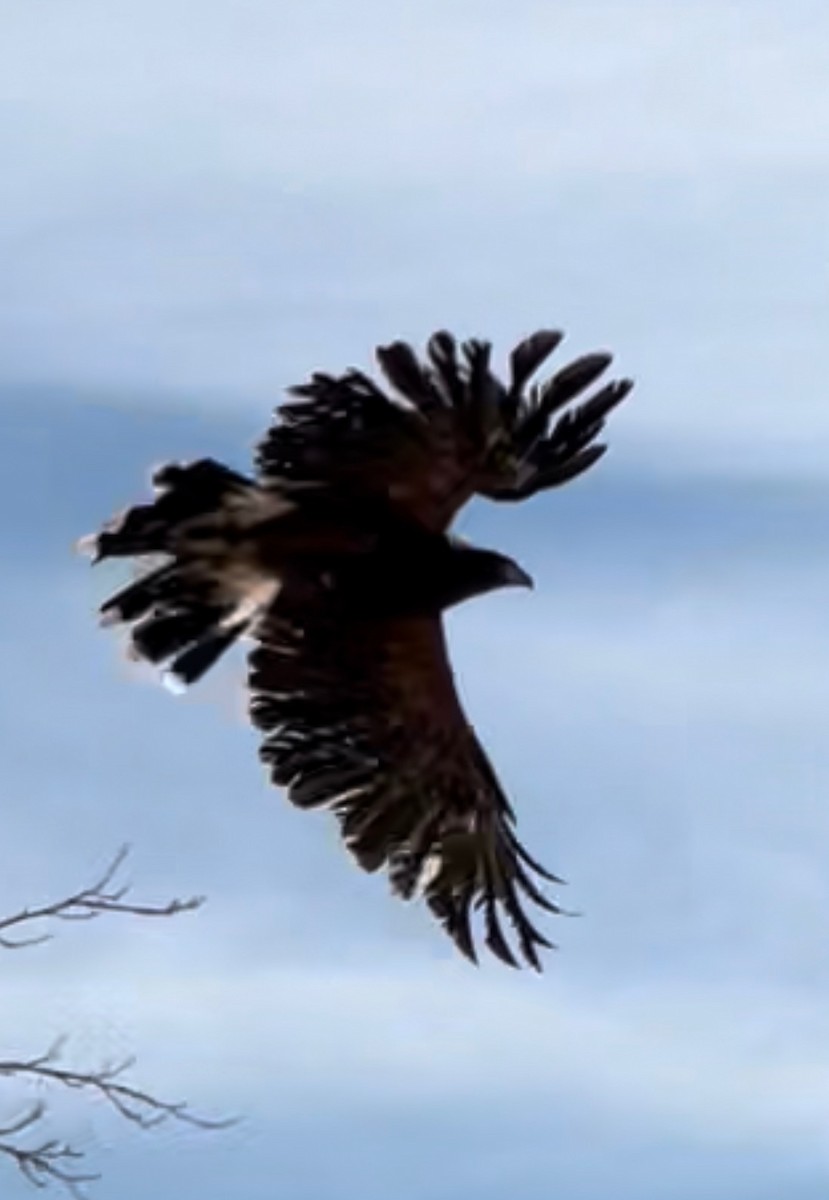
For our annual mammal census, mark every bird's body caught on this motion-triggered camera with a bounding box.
[83,329,632,969]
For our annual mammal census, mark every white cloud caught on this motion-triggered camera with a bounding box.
[451,554,829,735]
[2,947,828,1158]
[4,1,828,198]
[1,0,828,479]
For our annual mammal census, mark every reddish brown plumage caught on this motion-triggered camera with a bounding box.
[84,328,632,969]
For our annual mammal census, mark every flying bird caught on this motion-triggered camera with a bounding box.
[81,329,632,970]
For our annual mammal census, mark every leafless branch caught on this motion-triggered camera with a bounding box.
[0,846,204,949]
[0,1101,97,1198]
[0,1039,234,1132]
[0,1041,234,1195]
[0,849,230,1194]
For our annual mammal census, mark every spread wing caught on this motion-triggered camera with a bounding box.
[249,607,562,969]
[256,330,633,532]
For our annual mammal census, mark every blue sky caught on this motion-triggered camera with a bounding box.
[2,1,829,1197]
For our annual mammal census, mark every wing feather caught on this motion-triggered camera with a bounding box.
[249,608,561,969]
[256,329,632,531]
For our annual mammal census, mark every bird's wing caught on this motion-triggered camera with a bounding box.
[256,330,632,532]
[249,605,562,969]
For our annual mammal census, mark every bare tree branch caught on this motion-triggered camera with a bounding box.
[0,1101,97,1198]
[0,1039,235,1195]
[0,849,230,1195]
[0,846,204,950]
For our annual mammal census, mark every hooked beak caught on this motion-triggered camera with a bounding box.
[502,561,534,590]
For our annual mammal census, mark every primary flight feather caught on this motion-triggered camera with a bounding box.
[82,329,632,970]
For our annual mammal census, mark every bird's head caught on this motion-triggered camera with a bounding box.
[443,540,534,609]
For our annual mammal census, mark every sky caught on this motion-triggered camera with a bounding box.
[1,1,829,1197]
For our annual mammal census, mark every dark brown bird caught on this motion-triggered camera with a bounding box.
[81,329,632,970]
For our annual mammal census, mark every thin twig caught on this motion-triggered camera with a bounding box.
[0,846,204,949]
[0,1101,97,1197]
[0,849,227,1194]
[0,1040,234,1132]
[0,1039,235,1196]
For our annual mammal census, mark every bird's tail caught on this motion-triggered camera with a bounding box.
[79,458,284,688]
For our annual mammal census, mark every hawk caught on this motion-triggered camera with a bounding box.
[82,329,632,969]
